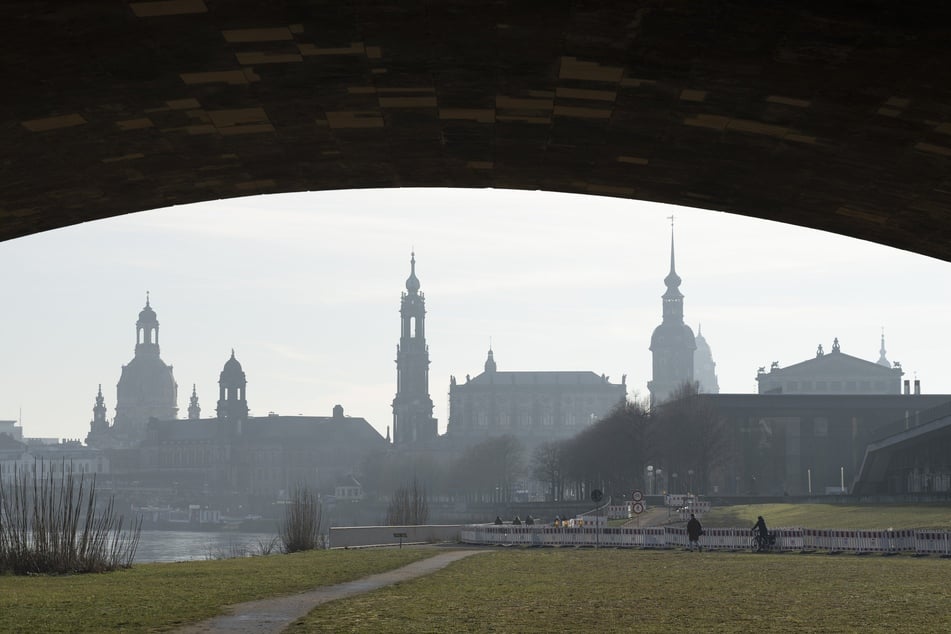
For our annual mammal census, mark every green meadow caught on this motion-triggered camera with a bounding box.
[290,548,951,633]
[3,504,950,632]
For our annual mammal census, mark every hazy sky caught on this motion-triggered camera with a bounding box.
[3,188,951,441]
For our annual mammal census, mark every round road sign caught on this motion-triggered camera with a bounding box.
[591,489,603,502]
[632,502,645,514]
[631,489,643,502]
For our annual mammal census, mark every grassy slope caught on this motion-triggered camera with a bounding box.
[290,549,951,633]
[0,548,432,633]
[702,503,951,530]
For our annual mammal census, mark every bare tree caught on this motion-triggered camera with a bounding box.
[559,400,652,499]
[651,382,727,494]
[531,441,566,501]
[279,483,322,553]
[450,435,524,503]
[385,478,429,525]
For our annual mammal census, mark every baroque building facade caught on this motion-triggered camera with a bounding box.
[756,337,903,395]
[446,348,626,450]
[132,352,386,513]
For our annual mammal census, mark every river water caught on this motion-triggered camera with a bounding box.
[133,530,280,563]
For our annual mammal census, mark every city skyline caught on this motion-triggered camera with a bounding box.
[2,187,951,441]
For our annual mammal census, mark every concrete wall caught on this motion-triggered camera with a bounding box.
[329,525,463,548]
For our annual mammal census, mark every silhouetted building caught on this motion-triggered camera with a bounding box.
[446,348,626,449]
[649,226,696,405]
[134,352,386,512]
[392,252,438,446]
[694,325,719,394]
[111,296,178,445]
[708,392,951,496]
[756,337,903,395]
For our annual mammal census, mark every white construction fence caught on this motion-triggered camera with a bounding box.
[460,525,951,555]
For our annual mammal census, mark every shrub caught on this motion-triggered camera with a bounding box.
[0,463,141,575]
[279,484,322,553]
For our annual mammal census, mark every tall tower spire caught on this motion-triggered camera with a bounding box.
[877,327,891,367]
[392,252,437,445]
[188,384,201,420]
[92,384,107,429]
[648,221,697,406]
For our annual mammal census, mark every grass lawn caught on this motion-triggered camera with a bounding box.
[703,503,951,530]
[290,548,951,633]
[0,548,432,633]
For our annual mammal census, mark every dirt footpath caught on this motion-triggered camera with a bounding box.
[175,549,485,634]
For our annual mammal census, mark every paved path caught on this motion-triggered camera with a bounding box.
[175,549,484,634]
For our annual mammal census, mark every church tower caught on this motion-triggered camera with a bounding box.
[113,294,178,442]
[392,253,437,445]
[648,223,697,406]
[217,350,248,423]
[188,384,201,420]
[877,330,891,368]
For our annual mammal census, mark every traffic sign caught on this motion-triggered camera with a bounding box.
[591,489,603,502]
[631,489,643,502]
[632,502,645,514]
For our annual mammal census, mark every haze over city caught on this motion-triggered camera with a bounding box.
[3,187,950,441]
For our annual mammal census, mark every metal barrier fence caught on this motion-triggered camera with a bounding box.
[460,525,951,555]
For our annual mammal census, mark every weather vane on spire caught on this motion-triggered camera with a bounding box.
[667,214,675,228]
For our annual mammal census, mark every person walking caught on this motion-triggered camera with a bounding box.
[686,513,703,552]
[752,515,769,551]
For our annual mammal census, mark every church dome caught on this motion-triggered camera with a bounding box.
[650,322,696,350]
[138,298,157,324]
[220,350,246,383]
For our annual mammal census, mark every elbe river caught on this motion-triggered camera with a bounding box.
[134,530,279,563]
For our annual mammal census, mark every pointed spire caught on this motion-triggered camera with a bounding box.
[145,290,150,307]
[877,327,891,367]
[663,218,683,297]
[188,383,201,420]
[405,251,421,294]
[485,345,497,373]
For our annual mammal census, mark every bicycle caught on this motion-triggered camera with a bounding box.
[751,529,776,552]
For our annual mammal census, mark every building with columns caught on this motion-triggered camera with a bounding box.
[391,253,438,446]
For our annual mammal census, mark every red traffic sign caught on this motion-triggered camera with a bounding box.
[631,489,643,502]
[632,502,645,514]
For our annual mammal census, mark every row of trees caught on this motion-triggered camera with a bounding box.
[535,383,728,501]
[368,383,729,513]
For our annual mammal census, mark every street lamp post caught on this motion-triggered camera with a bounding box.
[647,465,654,495]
